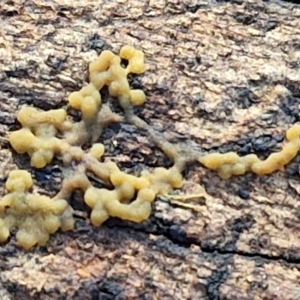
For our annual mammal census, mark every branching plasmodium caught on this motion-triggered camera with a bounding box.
[1,45,300,249]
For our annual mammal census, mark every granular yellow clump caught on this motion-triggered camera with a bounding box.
[0,170,74,249]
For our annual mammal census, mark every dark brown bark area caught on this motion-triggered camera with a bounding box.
[1,0,300,299]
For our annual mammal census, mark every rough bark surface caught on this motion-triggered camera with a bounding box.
[1,0,300,299]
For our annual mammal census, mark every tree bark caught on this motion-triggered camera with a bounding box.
[1,0,300,299]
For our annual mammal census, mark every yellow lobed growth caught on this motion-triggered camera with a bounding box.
[199,152,260,179]
[89,45,146,106]
[0,170,74,249]
[9,106,70,168]
[84,165,183,226]
[200,124,300,178]
[84,183,154,226]
[5,170,33,192]
[8,45,147,171]
[141,167,183,194]
[89,143,105,159]
[16,106,67,129]
[119,45,147,74]
[286,124,300,141]
[251,140,300,175]
[9,127,65,169]
[68,83,101,121]
[110,171,150,190]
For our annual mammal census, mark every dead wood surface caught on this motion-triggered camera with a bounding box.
[1,0,300,299]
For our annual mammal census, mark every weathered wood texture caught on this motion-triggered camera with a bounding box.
[1,0,300,299]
